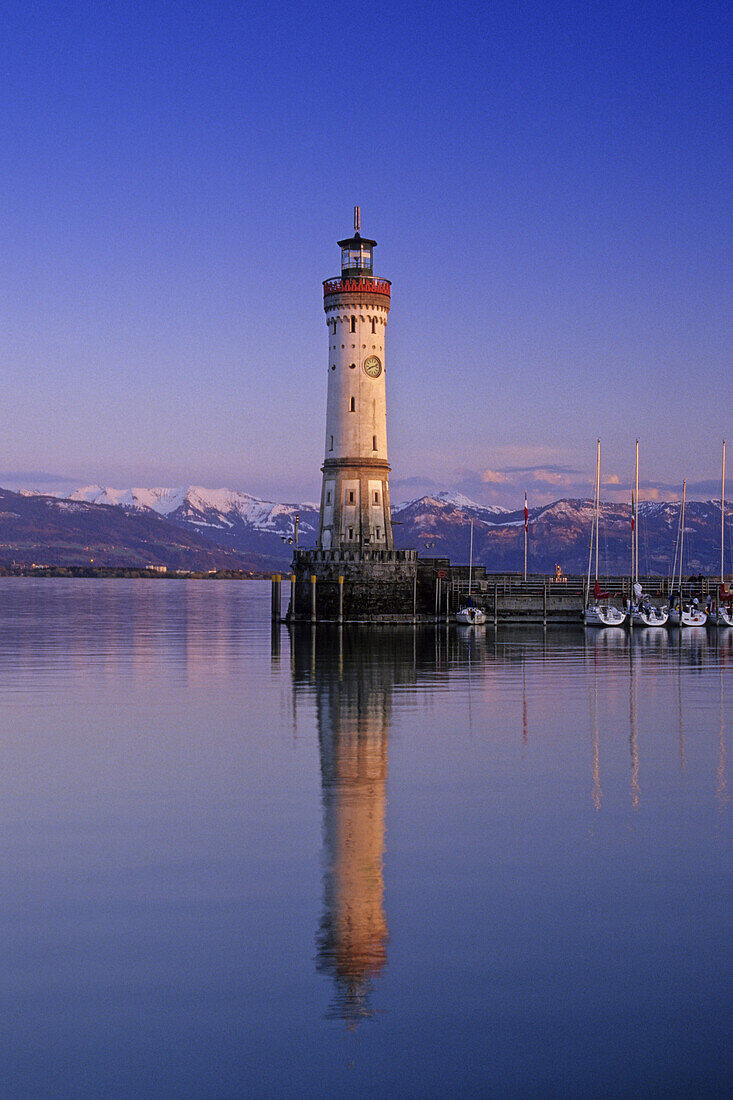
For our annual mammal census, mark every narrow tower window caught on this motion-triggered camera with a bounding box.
[348,491,354,503]
[326,491,331,504]
[376,527,381,539]
[349,397,355,412]
[372,435,377,451]
[374,491,379,503]
[348,527,354,540]
[329,435,333,451]
[371,318,376,334]
[350,316,356,332]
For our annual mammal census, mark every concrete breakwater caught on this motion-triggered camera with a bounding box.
[275,553,720,624]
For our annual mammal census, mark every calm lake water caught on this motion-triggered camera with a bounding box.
[0,579,730,1098]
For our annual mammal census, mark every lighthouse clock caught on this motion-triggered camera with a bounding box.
[318,208,394,551]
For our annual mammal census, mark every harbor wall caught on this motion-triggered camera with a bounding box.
[282,553,717,624]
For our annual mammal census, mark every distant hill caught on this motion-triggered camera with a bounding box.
[1,483,727,576]
[0,488,260,570]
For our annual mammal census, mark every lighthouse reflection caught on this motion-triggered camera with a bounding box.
[285,620,732,1025]
[290,626,417,1022]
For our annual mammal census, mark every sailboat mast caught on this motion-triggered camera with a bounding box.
[595,439,600,583]
[586,442,598,608]
[717,442,721,589]
[635,439,640,585]
[630,456,635,586]
[468,518,473,596]
[679,480,687,593]
[671,494,681,591]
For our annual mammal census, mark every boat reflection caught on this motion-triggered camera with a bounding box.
[584,626,627,654]
[631,626,669,654]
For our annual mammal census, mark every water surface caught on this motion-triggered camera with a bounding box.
[0,580,730,1097]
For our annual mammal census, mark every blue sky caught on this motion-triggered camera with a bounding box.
[1,0,730,506]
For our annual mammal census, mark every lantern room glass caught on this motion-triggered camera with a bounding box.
[341,246,373,273]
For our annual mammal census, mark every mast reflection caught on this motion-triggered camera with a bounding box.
[289,625,417,1023]
[716,657,728,812]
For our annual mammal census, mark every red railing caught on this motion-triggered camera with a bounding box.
[323,277,391,298]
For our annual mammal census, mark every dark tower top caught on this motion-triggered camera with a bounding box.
[338,206,376,277]
[337,232,377,278]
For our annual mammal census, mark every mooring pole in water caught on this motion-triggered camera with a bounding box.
[543,582,547,626]
[290,573,296,618]
[271,574,281,621]
[270,621,281,662]
[494,583,498,628]
[338,575,344,623]
[413,573,417,621]
[310,574,317,622]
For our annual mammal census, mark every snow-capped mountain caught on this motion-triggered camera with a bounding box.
[0,487,251,571]
[68,485,320,559]
[25,483,725,575]
[391,495,730,574]
[432,491,509,516]
[395,492,510,531]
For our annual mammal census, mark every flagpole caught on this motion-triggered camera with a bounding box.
[523,491,528,582]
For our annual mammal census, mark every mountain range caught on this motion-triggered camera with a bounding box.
[0,484,728,576]
[0,487,247,571]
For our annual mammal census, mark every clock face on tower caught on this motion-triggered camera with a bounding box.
[363,355,382,378]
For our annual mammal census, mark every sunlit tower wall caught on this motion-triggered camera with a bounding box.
[319,207,394,552]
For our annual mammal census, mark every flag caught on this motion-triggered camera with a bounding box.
[524,492,529,533]
[631,492,636,533]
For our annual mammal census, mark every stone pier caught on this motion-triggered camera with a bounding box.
[289,548,421,622]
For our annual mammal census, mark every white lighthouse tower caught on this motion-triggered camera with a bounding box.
[318,208,394,551]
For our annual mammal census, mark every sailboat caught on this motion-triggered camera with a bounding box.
[584,440,627,627]
[668,479,707,626]
[709,440,733,627]
[630,440,668,626]
[455,518,486,625]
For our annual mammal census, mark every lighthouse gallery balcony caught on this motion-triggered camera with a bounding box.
[323,276,391,299]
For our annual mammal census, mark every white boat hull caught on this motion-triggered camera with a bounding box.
[668,607,708,627]
[455,606,486,625]
[584,604,627,627]
[631,605,669,626]
[708,606,733,627]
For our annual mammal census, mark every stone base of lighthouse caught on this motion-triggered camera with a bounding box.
[288,548,422,622]
[318,460,394,553]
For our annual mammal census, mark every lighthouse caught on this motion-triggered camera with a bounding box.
[289,210,418,623]
[318,207,394,551]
